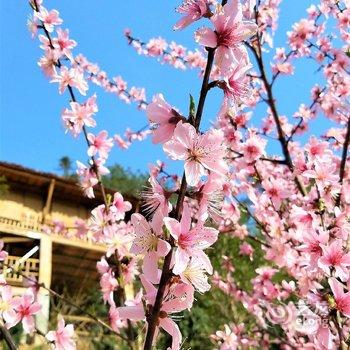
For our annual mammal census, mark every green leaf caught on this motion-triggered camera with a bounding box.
[189,94,196,121]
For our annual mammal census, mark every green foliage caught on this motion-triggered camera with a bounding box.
[189,94,196,123]
[59,156,73,176]
[102,164,148,196]
[58,156,78,180]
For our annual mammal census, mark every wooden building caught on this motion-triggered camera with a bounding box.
[0,161,137,338]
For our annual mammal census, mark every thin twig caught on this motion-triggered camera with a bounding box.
[30,1,135,345]
[246,34,306,196]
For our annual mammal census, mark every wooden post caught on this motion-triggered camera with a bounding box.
[42,179,55,224]
[36,235,52,334]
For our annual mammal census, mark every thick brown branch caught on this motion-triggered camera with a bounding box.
[0,322,17,350]
[143,47,216,350]
[336,115,350,207]
[339,117,350,184]
[194,48,215,130]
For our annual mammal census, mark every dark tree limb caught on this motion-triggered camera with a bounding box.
[0,323,17,350]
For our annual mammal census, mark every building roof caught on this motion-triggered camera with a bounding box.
[0,161,139,208]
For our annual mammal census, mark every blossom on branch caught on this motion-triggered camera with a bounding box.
[46,318,76,350]
[163,122,227,186]
[195,0,257,76]
[174,0,210,30]
[164,203,218,275]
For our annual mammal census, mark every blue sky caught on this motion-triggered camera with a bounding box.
[1,0,322,176]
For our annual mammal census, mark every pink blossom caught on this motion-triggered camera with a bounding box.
[53,28,76,60]
[195,0,257,76]
[87,130,113,160]
[0,286,20,329]
[303,160,339,189]
[0,241,8,261]
[223,62,252,103]
[214,323,253,350]
[239,242,254,259]
[73,219,89,239]
[62,95,97,137]
[318,240,350,280]
[13,290,41,333]
[328,277,350,317]
[130,214,171,283]
[180,259,211,293]
[109,306,127,333]
[146,37,167,56]
[111,192,132,221]
[100,271,118,305]
[142,174,172,219]
[240,133,267,163]
[52,220,67,235]
[164,203,218,274]
[305,136,330,159]
[114,134,130,149]
[118,275,194,350]
[97,256,111,275]
[174,0,210,30]
[27,15,38,38]
[163,122,227,186]
[121,257,139,285]
[89,204,115,240]
[103,222,134,257]
[262,177,290,209]
[38,48,61,77]
[46,318,76,350]
[146,94,184,144]
[298,229,329,269]
[288,19,316,52]
[273,47,287,61]
[129,86,146,102]
[51,67,88,96]
[271,61,294,75]
[290,205,315,230]
[197,173,224,223]
[220,201,241,228]
[76,161,98,198]
[27,1,350,348]
[35,7,63,32]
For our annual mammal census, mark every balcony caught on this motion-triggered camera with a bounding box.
[0,255,40,286]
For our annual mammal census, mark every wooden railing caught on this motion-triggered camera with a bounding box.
[0,215,107,252]
[0,215,42,234]
[0,255,40,285]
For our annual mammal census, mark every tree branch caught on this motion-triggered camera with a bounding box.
[339,116,350,185]
[336,115,350,207]
[143,45,216,350]
[246,38,306,196]
[0,322,17,350]
[29,3,135,345]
